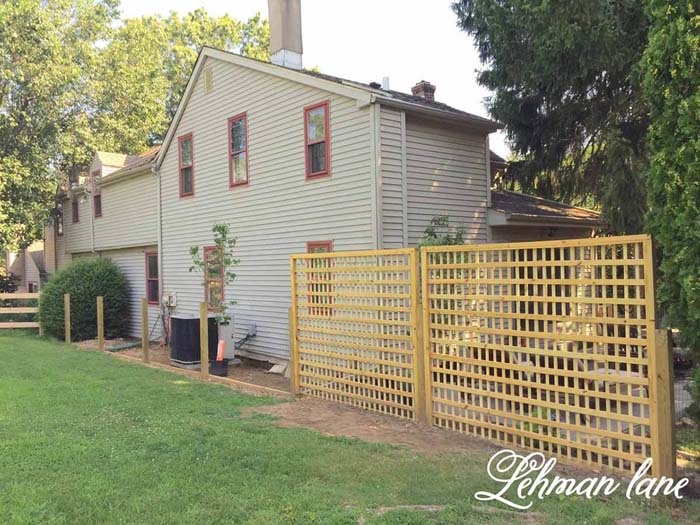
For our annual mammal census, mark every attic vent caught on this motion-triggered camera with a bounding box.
[204,67,213,94]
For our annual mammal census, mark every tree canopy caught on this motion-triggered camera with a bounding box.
[0,0,268,252]
[642,1,700,347]
[452,0,650,234]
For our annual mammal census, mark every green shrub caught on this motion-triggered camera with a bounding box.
[39,258,130,341]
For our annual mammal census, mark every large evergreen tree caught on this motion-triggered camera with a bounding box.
[452,0,650,233]
[642,1,700,347]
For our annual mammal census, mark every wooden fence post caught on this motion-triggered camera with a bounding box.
[97,296,104,351]
[288,306,299,395]
[200,302,209,378]
[289,256,301,395]
[410,249,429,425]
[141,298,149,363]
[650,328,676,477]
[64,293,71,343]
[419,248,433,426]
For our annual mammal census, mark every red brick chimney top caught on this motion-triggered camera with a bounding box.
[411,80,436,101]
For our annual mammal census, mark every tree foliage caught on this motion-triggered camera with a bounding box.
[0,1,268,252]
[642,1,700,348]
[419,216,467,246]
[452,0,650,233]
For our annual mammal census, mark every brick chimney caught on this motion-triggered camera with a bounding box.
[268,0,303,70]
[411,80,436,101]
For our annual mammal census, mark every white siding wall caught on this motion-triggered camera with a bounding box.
[405,117,488,245]
[94,173,158,250]
[160,57,374,361]
[379,106,405,248]
[71,247,160,339]
[44,225,56,275]
[24,253,41,290]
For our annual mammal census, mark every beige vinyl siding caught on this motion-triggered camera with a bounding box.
[379,106,406,248]
[71,247,160,339]
[160,56,374,361]
[24,252,41,291]
[94,172,158,250]
[64,196,92,254]
[44,225,56,275]
[55,228,71,271]
[405,117,488,245]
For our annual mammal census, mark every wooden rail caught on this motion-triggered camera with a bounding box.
[0,292,41,332]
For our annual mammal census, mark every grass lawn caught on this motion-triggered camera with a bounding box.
[0,334,698,524]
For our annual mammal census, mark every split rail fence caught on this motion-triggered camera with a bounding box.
[289,234,674,476]
[0,292,41,333]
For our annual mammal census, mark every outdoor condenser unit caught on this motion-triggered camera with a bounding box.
[170,313,218,365]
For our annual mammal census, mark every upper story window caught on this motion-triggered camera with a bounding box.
[92,170,102,218]
[204,246,224,312]
[228,113,248,187]
[178,133,194,197]
[71,199,79,223]
[304,101,330,179]
[145,252,159,305]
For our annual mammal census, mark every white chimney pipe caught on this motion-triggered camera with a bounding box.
[268,0,303,70]
[382,77,390,90]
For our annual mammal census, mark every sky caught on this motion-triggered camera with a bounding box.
[119,0,509,157]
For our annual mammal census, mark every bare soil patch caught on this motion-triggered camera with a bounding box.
[245,397,500,455]
[118,344,291,392]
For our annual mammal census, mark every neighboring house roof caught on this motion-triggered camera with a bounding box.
[156,46,501,169]
[489,150,507,169]
[107,145,161,178]
[490,190,601,226]
[96,151,138,169]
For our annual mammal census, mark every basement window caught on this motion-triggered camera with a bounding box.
[304,101,330,179]
[145,252,159,305]
[204,246,224,312]
[228,113,248,187]
[178,134,194,197]
[27,282,38,293]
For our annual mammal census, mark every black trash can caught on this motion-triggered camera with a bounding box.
[170,313,218,364]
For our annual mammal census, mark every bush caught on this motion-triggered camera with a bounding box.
[39,258,130,341]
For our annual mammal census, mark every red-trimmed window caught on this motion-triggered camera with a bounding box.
[92,170,102,218]
[178,133,194,197]
[27,282,38,293]
[145,252,159,305]
[228,113,248,187]
[304,101,330,179]
[307,240,333,316]
[204,246,224,312]
[71,199,79,223]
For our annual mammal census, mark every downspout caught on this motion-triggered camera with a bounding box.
[152,164,162,306]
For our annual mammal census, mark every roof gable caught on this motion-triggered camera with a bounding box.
[155,46,500,170]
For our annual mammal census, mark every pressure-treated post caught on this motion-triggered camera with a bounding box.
[289,256,300,395]
[650,328,676,477]
[410,248,429,425]
[199,302,209,378]
[141,298,149,363]
[64,293,71,343]
[420,247,433,426]
[96,296,104,351]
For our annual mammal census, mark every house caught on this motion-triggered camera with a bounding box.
[47,148,161,338]
[4,240,46,292]
[49,0,599,363]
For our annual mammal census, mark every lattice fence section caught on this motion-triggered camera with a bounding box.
[290,249,420,419]
[422,235,657,474]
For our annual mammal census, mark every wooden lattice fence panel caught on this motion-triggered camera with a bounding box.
[290,249,422,420]
[421,235,659,474]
